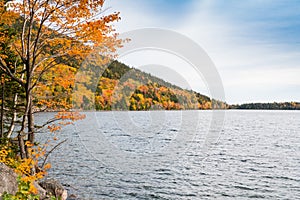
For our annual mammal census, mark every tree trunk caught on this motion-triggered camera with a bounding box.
[1,74,4,138]
[18,65,32,159]
[28,98,34,142]
[18,133,27,159]
[7,65,25,138]
[6,93,18,138]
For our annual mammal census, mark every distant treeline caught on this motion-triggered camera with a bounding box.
[229,102,300,110]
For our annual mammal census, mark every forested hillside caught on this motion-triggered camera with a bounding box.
[30,57,223,112]
[92,60,223,110]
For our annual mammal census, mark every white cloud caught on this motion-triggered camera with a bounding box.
[105,0,163,32]
[105,0,300,103]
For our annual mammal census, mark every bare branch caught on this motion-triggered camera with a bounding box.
[21,17,28,59]
[0,58,25,86]
[41,139,67,168]
[31,59,57,89]
[35,117,60,129]
[35,51,67,68]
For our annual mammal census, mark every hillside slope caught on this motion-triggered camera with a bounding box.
[92,60,226,110]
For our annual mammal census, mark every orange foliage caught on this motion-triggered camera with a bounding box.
[1,0,123,112]
[56,111,86,121]
[0,141,52,194]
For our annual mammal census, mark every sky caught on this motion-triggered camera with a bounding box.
[104,0,300,104]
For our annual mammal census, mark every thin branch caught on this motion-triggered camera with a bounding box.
[32,107,48,114]
[41,139,67,168]
[33,51,67,70]
[21,16,28,60]
[0,58,25,86]
[12,43,26,64]
[30,62,55,89]
[35,116,60,129]
[31,0,51,64]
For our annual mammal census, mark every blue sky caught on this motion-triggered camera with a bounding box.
[105,0,300,104]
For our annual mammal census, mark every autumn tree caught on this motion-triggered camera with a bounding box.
[0,0,122,159]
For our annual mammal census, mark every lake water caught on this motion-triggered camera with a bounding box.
[35,110,300,199]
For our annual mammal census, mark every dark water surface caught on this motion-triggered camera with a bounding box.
[35,110,300,199]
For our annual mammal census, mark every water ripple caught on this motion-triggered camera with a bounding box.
[35,110,300,199]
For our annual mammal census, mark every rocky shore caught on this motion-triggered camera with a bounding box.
[0,163,72,200]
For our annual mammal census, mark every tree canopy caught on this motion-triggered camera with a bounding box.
[0,0,122,196]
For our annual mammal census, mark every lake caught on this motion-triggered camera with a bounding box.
[35,110,300,199]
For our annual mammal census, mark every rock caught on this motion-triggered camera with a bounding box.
[0,163,18,198]
[39,179,67,200]
[33,181,47,199]
[67,194,78,200]
[0,163,68,200]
